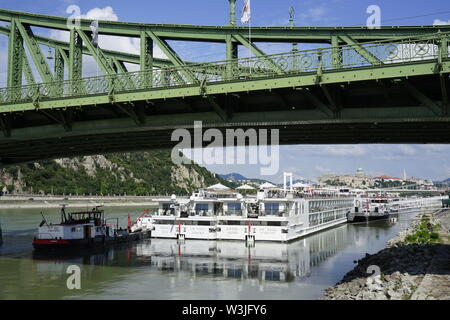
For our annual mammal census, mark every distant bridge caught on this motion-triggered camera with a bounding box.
[0,7,449,166]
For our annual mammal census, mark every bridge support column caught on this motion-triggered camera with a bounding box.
[69,28,83,94]
[440,37,449,60]
[331,35,342,69]
[439,36,449,115]
[54,48,65,95]
[140,31,154,88]
[7,19,24,100]
[226,35,238,80]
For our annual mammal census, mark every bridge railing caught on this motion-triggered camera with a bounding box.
[0,33,448,106]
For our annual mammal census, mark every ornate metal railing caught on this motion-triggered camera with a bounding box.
[0,33,448,106]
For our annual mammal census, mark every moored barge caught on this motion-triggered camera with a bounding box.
[32,205,150,251]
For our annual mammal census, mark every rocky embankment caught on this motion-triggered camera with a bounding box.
[322,211,450,300]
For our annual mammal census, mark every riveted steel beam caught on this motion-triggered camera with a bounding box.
[0,25,181,69]
[22,56,36,85]
[1,59,449,113]
[339,34,382,66]
[69,29,83,81]
[40,109,72,131]
[233,34,284,74]
[15,20,54,83]
[140,31,153,88]
[439,74,449,115]
[113,103,145,126]
[321,85,338,113]
[111,58,136,90]
[53,48,65,97]
[76,28,116,76]
[1,9,449,43]
[0,115,11,138]
[204,95,228,121]
[402,80,442,116]
[331,35,342,69]
[300,88,334,118]
[7,19,24,89]
[146,31,197,84]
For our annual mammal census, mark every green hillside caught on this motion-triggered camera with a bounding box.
[0,151,236,196]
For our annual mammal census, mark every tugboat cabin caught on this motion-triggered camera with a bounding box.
[34,206,115,244]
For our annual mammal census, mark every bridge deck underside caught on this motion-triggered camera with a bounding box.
[0,72,449,166]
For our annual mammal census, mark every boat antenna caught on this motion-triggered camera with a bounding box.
[60,204,68,223]
[40,212,49,227]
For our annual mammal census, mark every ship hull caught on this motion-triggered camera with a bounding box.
[32,230,151,251]
[347,214,390,223]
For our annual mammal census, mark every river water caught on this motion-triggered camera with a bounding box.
[0,205,433,299]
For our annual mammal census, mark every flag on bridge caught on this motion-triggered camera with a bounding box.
[241,0,251,24]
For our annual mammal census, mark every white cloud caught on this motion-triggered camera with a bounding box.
[433,19,450,25]
[315,165,330,173]
[398,145,416,156]
[308,7,327,20]
[321,145,367,156]
[51,6,166,76]
[83,6,118,21]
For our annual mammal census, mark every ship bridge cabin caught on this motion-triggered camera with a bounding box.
[35,206,116,242]
[190,189,245,217]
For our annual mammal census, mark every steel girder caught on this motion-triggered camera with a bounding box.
[1,9,449,42]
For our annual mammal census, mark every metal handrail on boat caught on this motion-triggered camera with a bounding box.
[34,233,58,240]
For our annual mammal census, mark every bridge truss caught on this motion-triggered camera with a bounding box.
[0,8,449,165]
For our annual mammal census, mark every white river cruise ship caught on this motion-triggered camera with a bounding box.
[134,178,354,242]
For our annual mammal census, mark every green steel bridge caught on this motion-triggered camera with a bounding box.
[0,7,449,166]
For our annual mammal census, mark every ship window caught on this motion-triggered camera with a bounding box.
[227,268,242,278]
[265,203,279,215]
[227,203,242,215]
[197,221,211,226]
[265,271,281,281]
[195,203,209,214]
[267,221,281,226]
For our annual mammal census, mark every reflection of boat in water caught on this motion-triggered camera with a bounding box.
[32,205,150,252]
[134,224,351,284]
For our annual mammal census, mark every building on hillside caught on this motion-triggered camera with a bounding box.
[318,168,375,189]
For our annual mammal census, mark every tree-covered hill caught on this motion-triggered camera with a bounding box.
[0,151,237,196]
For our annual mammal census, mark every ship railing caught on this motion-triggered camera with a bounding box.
[190,210,215,217]
[264,193,354,199]
[157,209,176,216]
[35,232,58,240]
[310,207,352,215]
[221,210,243,216]
[259,210,289,217]
[309,205,353,213]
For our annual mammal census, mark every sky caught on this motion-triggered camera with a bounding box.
[0,0,450,182]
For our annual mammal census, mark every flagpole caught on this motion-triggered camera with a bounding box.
[247,0,252,74]
[249,16,252,74]
[241,0,252,74]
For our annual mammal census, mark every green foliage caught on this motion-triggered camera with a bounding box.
[1,151,235,196]
[404,216,441,244]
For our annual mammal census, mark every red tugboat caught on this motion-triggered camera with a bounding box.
[32,205,151,251]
